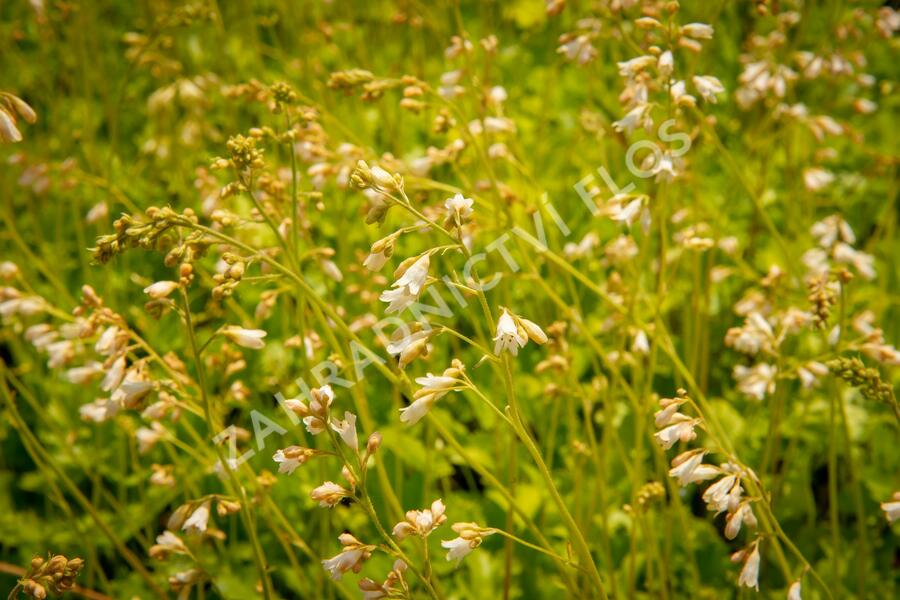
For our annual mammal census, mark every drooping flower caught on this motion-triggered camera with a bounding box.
[703,475,741,515]
[441,522,495,565]
[321,533,375,581]
[668,450,719,486]
[654,414,701,449]
[143,280,179,299]
[725,502,758,540]
[149,531,188,560]
[272,446,317,474]
[881,491,900,522]
[400,362,465,426]
[693,75,725,103]
[380,255,430,314]
[330,411,359,451]
[734,363,777,400]
[681,23,714,39]
[737,543,761,591]
[182,500,211,533]
[221,326,267,349]
[494,309,527,355]
[311,481,350,507]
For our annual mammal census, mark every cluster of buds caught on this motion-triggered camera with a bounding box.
[400,83,426,113]
[284,385,335,434]
[269,81,298,109]
[392,498,447,540]
[440,522,496,565]
[827,357,896,407]
[327,69,376,92]
[91,206,195,265]
[212,253,247,299]
[14,554,84,599]
[351,160,403,193]
[1,91,37,143]
[358,559,409,598]
[321,533,375,581]
[212,134,265,173]
[807,273,836,329]
[634,481,666,508]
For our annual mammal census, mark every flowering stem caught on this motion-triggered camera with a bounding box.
[180,289,274,600]
[501,356,608,599]
[357,490,442,600]
[491,530,587,572]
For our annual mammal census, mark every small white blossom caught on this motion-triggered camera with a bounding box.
[222,326,267,349]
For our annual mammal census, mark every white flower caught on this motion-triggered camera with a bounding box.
[380,255,430,314]
[725,312,775,356]
[881,493,900,522]
[617,55,656,78]
[95,326,123,356]
[608,197,644,227]
[149,531,188,558]
[399,395,436,426]
[734,363,777,400]
[330,411,358,451]
[657,50,674,77]
[182,501,211,533]
[797,361,828,388]
[321,533,373,581]
[311,481,349,507]
[788,580,802,600]
[703,475,740,514]
[738,544,761,591]
[444,193,474,221]
[440,522,494,566]
[273,446,315,474]
[102,356,126,392]
[221,326,267,349]
[392,499,447,540]
[811,215,855,248]
[273,449,301,474]
[322,548,366,581]
[725,503,756,540]
[363,248,389,271]
[143,280,179,299]
[0,261,19,280]
[441,537,474,564]
[612,104,651,135]
[66,361,104,385]
[79,398,119,423]
[693,75,725,103]
[833,242,875,280]
[803,167,834,192]
[136,423,165,454]
[681,23,714,39]
[668,451,719,486]
[654,414,700,449]
[493,309,527,356]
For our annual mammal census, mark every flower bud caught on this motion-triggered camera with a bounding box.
[366,432,382,454]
